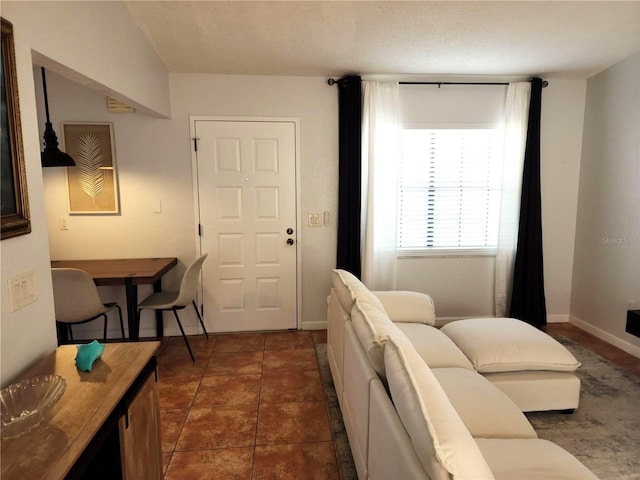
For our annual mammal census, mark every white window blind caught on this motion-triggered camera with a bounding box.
[398,128,503,251]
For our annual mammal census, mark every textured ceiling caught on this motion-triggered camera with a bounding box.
[124,1,640,79]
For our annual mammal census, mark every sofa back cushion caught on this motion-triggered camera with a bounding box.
[395,323,474,370]
[385,336,495,480]
[351,299,406,378]
[332,269,385,313]
[372,290,436,325]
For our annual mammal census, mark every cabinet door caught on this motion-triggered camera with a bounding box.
[119,371,162,479]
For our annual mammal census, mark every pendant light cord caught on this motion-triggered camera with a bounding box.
[41,67,51,123]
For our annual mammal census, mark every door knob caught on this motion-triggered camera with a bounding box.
[287,238,294,246]
[286,228,294,235]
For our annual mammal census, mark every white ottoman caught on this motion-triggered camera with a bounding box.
[441,317,582,412]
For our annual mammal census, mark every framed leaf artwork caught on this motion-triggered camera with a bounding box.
[62,123,120,214]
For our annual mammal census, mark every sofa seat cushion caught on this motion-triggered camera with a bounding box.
[483,370,581,412]
[476,438,599,479]
[385,335,496,480]
[332,269,385,313]
[441,318,581,373]
[395,322,474,370]
[351,299,407,377]
[431,368,537,439]
[373,290,436,325]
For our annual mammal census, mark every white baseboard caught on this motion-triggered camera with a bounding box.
[547,314,570,324]
[569,315,640,359]
[76,322,330,340]
[301,321,328,331]
[146,323,329,335]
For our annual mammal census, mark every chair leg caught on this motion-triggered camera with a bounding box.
[103,313,108,340]
[192,300,209,339]
[68,324,74,342]
[55,322,68,346]
[136,308,143,342]
[115,305,125,339]
[172,310,195,362]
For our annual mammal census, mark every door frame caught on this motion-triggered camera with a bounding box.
[189,115,303,330]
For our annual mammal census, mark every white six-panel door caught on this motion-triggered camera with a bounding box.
[194,119,298,332]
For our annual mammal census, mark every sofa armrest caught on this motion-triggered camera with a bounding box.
[372,291,436,325]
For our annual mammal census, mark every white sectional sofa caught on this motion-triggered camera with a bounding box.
[327,269,597,480]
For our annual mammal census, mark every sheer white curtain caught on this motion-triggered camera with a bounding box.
[361,81,400,290]
[495,82,531,316]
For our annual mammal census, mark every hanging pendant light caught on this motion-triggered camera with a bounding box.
[40,67,75,167]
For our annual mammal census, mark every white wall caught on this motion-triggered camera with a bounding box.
[3,0,623,386]
[40,75,589,333]
[571,52,640,356]
[397,80,587,322]
[4,1,170,117]
[540,79,587,323]
[171,74,338,331]
[0,2,168,386]
[42,72,338,337]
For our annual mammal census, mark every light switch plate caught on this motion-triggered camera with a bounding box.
[308,213,321,227]
[8,270,37,312]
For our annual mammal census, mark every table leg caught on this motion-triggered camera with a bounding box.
[125,278,139,341]
[153,280,164,338]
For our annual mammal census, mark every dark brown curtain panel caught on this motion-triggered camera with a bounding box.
[509,78,547,327]
[336,76,363,277]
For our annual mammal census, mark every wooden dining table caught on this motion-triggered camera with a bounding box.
[50,257,178,341]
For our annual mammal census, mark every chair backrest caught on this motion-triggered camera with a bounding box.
[174,254,208,307]
[51,268,108,323]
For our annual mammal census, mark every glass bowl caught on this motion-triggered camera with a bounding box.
[1,375,66,439]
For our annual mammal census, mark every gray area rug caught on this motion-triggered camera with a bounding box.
[315,343,357,480]
[316,337,640,480]
[526,337,640,480]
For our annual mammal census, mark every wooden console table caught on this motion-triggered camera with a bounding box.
[1,342,161,479]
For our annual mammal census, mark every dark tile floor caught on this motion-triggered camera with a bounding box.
[157,330,338,480]
[156,324,639,479]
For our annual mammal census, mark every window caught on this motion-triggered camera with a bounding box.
[397,127,503,254]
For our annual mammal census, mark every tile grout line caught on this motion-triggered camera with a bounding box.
[250,340,266,480]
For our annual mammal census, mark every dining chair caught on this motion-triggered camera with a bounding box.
[52,268,125,344]
[137,254,209,362]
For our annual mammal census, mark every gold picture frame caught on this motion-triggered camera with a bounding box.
[62,122,120,215]
[1,18,31,240]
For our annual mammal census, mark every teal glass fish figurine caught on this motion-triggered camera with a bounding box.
[75,340,105,372]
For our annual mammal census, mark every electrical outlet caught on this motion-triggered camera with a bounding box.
[59,216,69,230]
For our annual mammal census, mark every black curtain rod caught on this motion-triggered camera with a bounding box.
[328,78,548,87]
[401,81,508,86]
[400,80,548,88]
